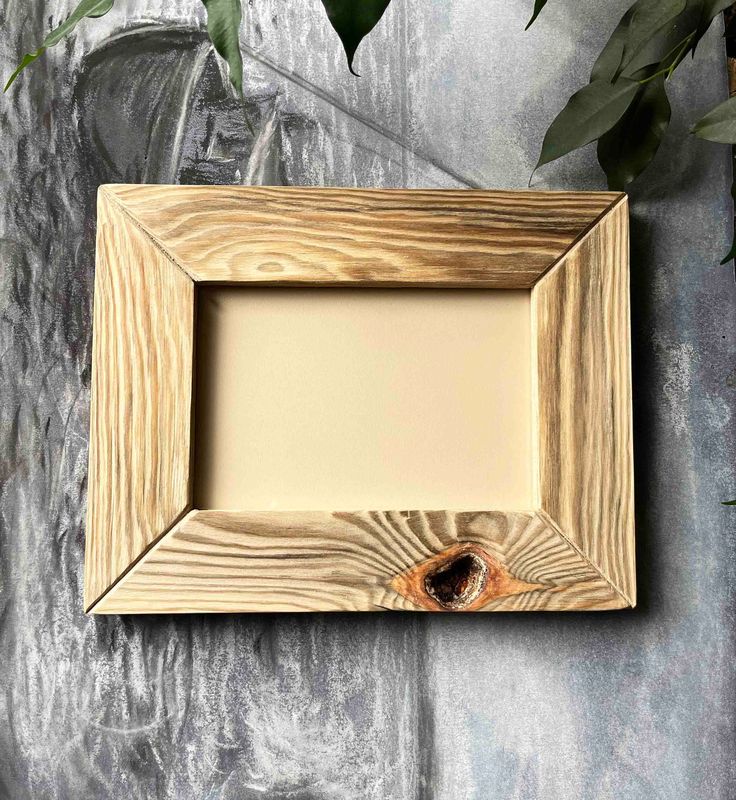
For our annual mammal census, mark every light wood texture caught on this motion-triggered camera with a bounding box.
[86,186,634,614]
[532,197,636,605]
[92,509,627,613]
[84,187,195,610]
[101,185,621,287]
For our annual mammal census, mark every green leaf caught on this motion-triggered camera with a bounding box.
[201,0,243,96]
[4,52,45,92]
[619,0,687,76]
[720,180,736,264]
[698,0,735,19]
[597,77,671,190]
[591,8,635,82]
[4,0,114,92]
[320,0,392,75]
[596,2,703,83]
[720,239,736,265]
[694,0,734,41]
[534,78,640,172]
[722,499,736,505]
[43,0,114,46]
[590,2,687,83]
[525,0,549,30]
[692,95,736,143]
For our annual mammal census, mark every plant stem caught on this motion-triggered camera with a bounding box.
[637,32,695,85]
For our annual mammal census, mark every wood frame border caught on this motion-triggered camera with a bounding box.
[85,185,634,613]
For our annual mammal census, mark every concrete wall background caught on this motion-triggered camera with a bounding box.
[1,1,735,797]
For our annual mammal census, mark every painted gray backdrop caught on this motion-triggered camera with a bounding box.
[1,1,735,798]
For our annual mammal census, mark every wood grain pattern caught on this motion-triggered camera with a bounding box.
[86,186,634,614]
[84,187,195,611]
[532,197,636,606]
[92,509,627,613]
[101,185,622,287]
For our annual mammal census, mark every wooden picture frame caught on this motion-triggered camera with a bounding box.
[85,185,635,614]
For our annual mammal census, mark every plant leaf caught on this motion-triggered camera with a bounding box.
[525,0,549,30]
[4,0,114,92]
[618,0,687,75]
[692,95,736,143]
[564,0,694,84]
[201,0,243,96]
[694,0,734,43]
[720,180,736,264]
[597,77,671,190]
[597,1,704,82]
[534,78,640,172]
[720,238,736,265]
[43,0,114,46]
[591,8,635,82]
[590,3,683,82]
[722,499,736,505]
[320,0,392,75]
[4,52,45,92]
[698,0,735,20]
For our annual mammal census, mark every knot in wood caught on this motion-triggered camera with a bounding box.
[424,551,488,610]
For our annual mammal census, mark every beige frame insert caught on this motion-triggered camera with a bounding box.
[86,185,635,613]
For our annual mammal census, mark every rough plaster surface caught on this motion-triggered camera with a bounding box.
[1,1,735,798]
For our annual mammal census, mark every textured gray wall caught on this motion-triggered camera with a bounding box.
[1,1,735,798]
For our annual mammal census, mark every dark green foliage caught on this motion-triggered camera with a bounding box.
[530,0,736,265]
[718,180,736,264]
[693,95,736,144]
[319,0,393,75]
[534,79,640,172]
[590,9,636,82]
[525,0,549,30]
[617,0,686,78]
[693,0,735,46]
[597,77,671,190]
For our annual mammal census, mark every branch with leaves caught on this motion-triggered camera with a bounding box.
[8,0,734,200]
[529,0,736,261]
[4,0,390,93]
[8,0,733,220]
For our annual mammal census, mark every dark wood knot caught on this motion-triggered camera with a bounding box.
[424,552,488,609]
[390,540,545,611]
